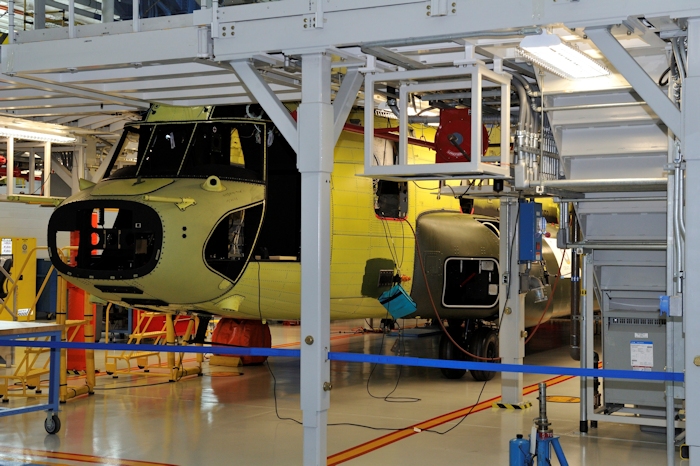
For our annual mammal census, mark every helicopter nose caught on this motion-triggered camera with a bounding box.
[48,199,163,280]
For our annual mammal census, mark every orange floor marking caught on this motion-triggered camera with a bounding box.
[0,446,177,466]
[327,374,573,465]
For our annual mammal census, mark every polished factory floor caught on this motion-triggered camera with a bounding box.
[0,319,683,465]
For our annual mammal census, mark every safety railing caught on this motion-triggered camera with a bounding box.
[7,0,206,42]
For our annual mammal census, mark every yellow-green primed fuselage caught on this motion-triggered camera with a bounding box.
[47,105,568,327]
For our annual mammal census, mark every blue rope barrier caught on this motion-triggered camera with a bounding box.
[0,340,300,358]
[0,339,683,382]
[329,352,684,382]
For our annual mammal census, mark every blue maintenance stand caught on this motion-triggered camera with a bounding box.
[0,322,63,434]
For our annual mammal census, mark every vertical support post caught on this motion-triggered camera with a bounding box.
[499,199,524,403]
[6,138,14,196]
[683,17,700,466]
[666,136,678,466]
[500,78,511,166]
[364,73,376,170]
[583,254,595,427]
[579,253,589,432]
[56,276,68,403]
[8,0,15,44]
[195,316,203,368]
[133,0,140,32]
[82,294,95,393]
[471,68,482,164]
[28,148,36,195]
[102,0,114,23]
[398,84,409,166]
[68,0,76,39]
[43,141,52,197]
[166,313,176,381]
[48,329,60,412]
[298,51,333,466]
[34,0,45,29]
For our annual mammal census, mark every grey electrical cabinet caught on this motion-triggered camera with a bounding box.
[603,311,666,408]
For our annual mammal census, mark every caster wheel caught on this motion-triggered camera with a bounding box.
[106,372,113,376]
[112,376,119,379]
[27,385,36,390]
[138,365,145,369]
[143,370,150,373]
[35,389,42,395]
[2,398,8,403]
[44,414,61,435]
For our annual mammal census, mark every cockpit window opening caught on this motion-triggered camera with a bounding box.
[105,125,154,179]
[48,200,163,280]
[136,122,194,177]
[105,120,266,183]
[204,204,264,282]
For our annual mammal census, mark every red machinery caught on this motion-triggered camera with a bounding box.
[434,108,489,163]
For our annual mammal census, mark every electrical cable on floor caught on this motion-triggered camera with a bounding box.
[365,318,420,404]
[93,380,173,391]
[422,378,488,435]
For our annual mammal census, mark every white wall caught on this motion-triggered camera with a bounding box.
[0,202,67,259]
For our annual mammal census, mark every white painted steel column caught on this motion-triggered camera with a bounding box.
[133,0,140,32]
[499,198,524,403]
[8,0,14,44]
[6,138,14,195]
[28,148,35,195]
[43,141,51,197]
[102,0,114,23]
[298,51,333,466]
[68,0,76,39]
[34,0,45,29]
[683,17,700,466]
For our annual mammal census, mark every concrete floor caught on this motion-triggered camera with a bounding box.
[0,320,684,465]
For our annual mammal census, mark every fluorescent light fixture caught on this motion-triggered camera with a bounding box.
[517,33,610,80]
[0,127,76,144]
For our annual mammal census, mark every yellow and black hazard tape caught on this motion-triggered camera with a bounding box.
[492,401,533,410]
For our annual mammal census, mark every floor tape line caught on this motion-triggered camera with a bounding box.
[0,447,178,466]
[327,374,574,465]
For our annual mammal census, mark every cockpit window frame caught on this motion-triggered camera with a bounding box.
[104,119,268,184]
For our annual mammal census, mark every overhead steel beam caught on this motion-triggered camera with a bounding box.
[361,46,430,70]
[0,97,107,109]
[213,0,700,60]
[332,68,363,144]
[230,60,298,154]
[94,73,242,93]
[167,92,302,107]
[587,27,682,137]
[3,105,138,117]
[0,75,148,109]
[1,27,206,73]
[39,64,230,85]
[137,82,298,101]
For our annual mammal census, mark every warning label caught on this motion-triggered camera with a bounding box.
[630,341,654,371]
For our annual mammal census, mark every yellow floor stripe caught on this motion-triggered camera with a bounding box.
[327,374,574,465]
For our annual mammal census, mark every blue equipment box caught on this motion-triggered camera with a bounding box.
[519,201,544,262]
